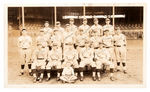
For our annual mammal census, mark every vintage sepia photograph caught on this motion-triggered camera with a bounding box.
[6,3,145,87]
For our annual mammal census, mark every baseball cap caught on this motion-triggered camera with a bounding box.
[105,18,110,21]
[70,18,74,21]
[94,18,98,22]
[45,21,49,24]
[83,18,87,21]
[56,21,60,25]
[40,29,44,32]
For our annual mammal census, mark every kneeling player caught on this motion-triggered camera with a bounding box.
[94,43,115,81]
[31,43,48,83]
[46,43,62,81]
[79,40,96,81]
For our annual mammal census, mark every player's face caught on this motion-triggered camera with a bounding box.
[66,26,70,31]
[37,44,42,50]
[22,30,27,36]
[40,31,44,36]
[116,29,121,34]
[104,31,109,36]
[106,20,110,24]
[66,62,71,68]
[83,20,87,25]
[56,24,60,28]
[94,20,98,25]
[44,23,49,27]
[69,21,74,25]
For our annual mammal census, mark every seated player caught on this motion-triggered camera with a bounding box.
[62,43,79,78]
[114,27,127,74]
[45,43,62,81]
[31,43,48,83]
[94,43,115,81]
[60,62,77,83]
[79,40,96,81]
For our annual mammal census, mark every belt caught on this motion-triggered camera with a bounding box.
[114,45,121,47]
[94,47,99,49]
[22,48,27,50]
[105,47,110,48]
[65,43,72,45]
[79,46,85,48]
[37,58,44,60]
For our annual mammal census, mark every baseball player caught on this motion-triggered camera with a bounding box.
[50,29,63,50]
[69,18,78,36]
[78,18,90,36]
[43,21,53,37]
[31,43,48,83]
[90,18,103,37]
[90,31,102,49]
[79,40,96,81]
[63,24,75,50]
[75,28,88,57]
[103,18,114,36]
[36,29,49,50]
[60,62,77,83]
[46,43,62,81]
[54,21,65,33]
[113,27,127,74]
[94,43,115,81]
[17,29,32,76]
[101,29,115,63]
[62,43,79,77]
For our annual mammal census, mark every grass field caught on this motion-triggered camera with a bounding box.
[7,30,143,85]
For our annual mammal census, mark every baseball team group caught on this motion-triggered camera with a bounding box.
[17,17,127,83]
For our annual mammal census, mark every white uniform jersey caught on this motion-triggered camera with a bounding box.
[18,35,32,48]
[103,24,114,35]
[51,31,63,47]
[64,49,78,61]
[63,30,75,44]
[32,48,48,62]
[113,34,126,46]
[80,47,94,60]
[69,24,77,34]
[43,27,53,39]
[62,67,74,75]
[90,36,102,48]
[75,34,88,46]
[94,48,110,60]
[90,24,103,36]
[48,48,62,61]
[78,24,90,36]
[36,35,48,47]
[102,35,114,47]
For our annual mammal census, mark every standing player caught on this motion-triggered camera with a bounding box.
[17,29,32,76]
[36,29,49,51]
[94,43,115,81]
[103,18,114,36]
[69,18,78,36]
[90,18,103,37]
[50,29,63,50]
[75,28,88,57]
[43,21,53,50]
[78,18,90,36]
[63,24,75,50]
[101,29,115,63]
[113,27,127,74]
[62,43,79,77]
[31,43,48,83]
[79,40,96,81]
[46,43,62,81]
[43,21,53,36]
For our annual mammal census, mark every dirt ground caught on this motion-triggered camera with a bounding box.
[7,30,143,85]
